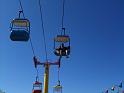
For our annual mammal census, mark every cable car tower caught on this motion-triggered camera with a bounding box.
[33,56,62,93]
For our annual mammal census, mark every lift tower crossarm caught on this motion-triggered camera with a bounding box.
[33,56,62,93]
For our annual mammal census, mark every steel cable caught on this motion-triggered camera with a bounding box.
[18,0,36,56]
[38,0,48,61]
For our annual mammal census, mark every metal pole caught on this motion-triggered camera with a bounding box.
[44,63,49,93]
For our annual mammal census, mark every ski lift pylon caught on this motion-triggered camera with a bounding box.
[10,11,30,41]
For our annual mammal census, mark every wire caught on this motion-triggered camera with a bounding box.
[18,0,25,18]
[58,67,60,84]
[38,0,48,61]
[60,0,66,35]
[29,38,36,56]
[61,0,65,29]
[36,68,39,81]
[18,0,36,57]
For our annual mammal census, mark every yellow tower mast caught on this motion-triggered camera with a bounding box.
[43,63,49,93]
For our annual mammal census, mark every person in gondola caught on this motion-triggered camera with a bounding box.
[54,43,70,57]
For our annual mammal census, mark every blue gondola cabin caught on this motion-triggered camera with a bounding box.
[10,18,30,41]
[54,35,70,57]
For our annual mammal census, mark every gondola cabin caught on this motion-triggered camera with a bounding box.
[32,81,42,93]
[10,18,30,41]
[53,85,62,93]
[54,35,70,57]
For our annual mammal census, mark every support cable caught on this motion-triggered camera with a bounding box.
[19,0,25,18]
[18,0,36,57]
[61,0,66,35]
[36,68,39,81]
[38,0,48,61]
[58,67,60,85]
[61,0,65,28]
[30,38,36,56]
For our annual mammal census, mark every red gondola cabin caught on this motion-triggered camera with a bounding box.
[32,81,42,93]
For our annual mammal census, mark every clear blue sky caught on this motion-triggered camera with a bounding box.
[0,0,124,93]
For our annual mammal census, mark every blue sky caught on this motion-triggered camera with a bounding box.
[0,0,124,93]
